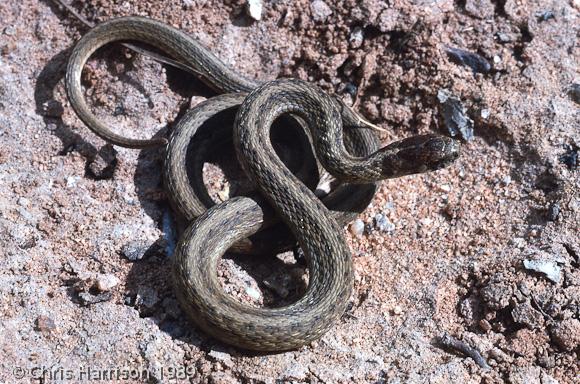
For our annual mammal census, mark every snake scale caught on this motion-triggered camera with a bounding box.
[65,16,460,351]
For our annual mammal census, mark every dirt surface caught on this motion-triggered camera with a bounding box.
[0,0,578,383]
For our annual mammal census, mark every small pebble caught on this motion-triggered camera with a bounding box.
[536,10,555,22]
[479,319,492,332]
[121,240,149,261]
[437,89,474,141]
[95,274,120,292]
[496,32,512,43]
[310,0,332,22]
[88,144,117,180]
[392,305,403,315]
[3,26,16,36]
[349,27,364,48]
[350,219,365,237]
[373,213,395,233]
[445,47,491,74]
[559,144,578,169]
[66,176,78,188]
[246,286,261,300]
[523,259,561,283]
[344,83,357,96]
[78,291,112,306]
[546,202,560,221]
[568,83,580,104]
[245,0,262,21]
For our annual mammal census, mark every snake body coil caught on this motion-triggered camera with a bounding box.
[65,17,460,351]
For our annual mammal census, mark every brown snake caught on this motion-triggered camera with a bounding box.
[64,16,460,351]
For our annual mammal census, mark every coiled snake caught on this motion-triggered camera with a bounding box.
[65,17,460,351]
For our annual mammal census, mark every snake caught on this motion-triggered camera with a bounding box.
[64,16,460,351]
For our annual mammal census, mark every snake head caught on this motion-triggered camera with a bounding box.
[379,134,460,178]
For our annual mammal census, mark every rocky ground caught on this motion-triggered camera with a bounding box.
[0,0,578,383]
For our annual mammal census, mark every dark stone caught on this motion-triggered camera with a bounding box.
[344,82,357,96]
[568,83,580,104]
[546,202,560,221]
[78,291,112,306]
[121,240,149,261]
[446,47,491,74]
[536,10,555,22]
[437,89,474,141]
[559,144,578,170]
[88,144,118,180]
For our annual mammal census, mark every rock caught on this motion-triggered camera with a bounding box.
[35,316,56,333]
[480,281,513,310]
[437,89,474,141]
[546,202,560,221]
[465,0,495,19]
[88,144,117,180]
[3,26,16,35]
[245,286,261,300]
[446,47,491,74]
[78,291,112,306]
[373,213,395,233]
[121,240,150,261]
[310,0,332,22]
[349,27,364,48]
[550,318,580,352]
[523,259,561,283]
[245,0,262,21]
[350,219,365,237]
[536,10,555,22]
[344,82,357,96]
[511,301,545,329]
[496,32,513,43]
[568,83,580,104]
[558,144,578,170]
[95,274,120,292]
